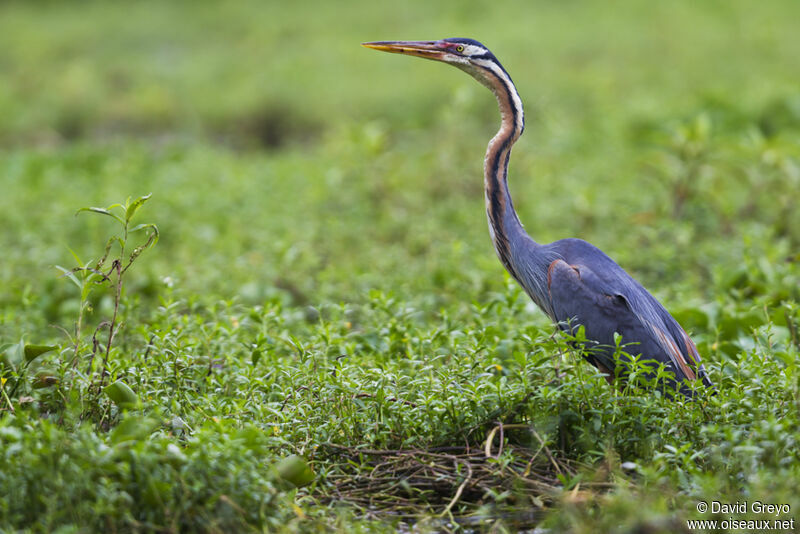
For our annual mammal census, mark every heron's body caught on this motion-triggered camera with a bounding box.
[363,38,713,395]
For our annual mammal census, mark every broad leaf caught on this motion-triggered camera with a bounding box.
[24,344,58,362]
[110,415,156,444]
[275,455,315,487]
[104,380,140,408]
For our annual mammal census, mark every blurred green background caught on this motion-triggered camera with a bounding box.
[2,0,799,325]
[1,0,799,531]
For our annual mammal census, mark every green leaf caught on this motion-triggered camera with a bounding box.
[110,415,156,444]
[76,207,125,225]
[125,193,152,223]
[104,380,140,408]
[129,222,157,233]
[24,344,58,363]
[55,265,83,290]
[275,455,315,487]
[129,223,159,246]
[251,348,262,366]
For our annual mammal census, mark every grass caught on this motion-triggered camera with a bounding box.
[1,0,800,531]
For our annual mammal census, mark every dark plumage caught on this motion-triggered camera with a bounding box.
[363,38,713,396]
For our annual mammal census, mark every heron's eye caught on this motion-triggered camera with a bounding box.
[456,45,464,53]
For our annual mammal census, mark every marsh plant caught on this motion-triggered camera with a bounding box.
[1,1,800,532]
[51,194,158,418]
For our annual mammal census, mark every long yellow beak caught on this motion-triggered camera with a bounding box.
[361,40,446,61]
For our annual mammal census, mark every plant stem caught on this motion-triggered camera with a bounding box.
[99,260,123,388]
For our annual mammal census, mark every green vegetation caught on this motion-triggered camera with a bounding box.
[1,0,799,531]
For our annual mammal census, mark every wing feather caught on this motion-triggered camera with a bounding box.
[547,258,705,388]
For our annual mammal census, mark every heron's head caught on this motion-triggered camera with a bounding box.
[361,38,505,81]
[363,38,523,133]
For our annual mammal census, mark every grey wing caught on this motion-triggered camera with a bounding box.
[546,259,705,386]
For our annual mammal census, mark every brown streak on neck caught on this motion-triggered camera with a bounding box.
[483,70,522,277]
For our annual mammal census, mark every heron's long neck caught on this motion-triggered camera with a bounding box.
[480,67,530,280]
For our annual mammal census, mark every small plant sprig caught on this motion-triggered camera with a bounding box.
[58,193,158,402]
